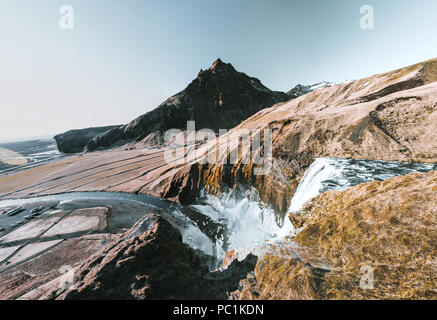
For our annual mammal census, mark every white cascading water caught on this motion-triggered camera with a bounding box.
[169,207,217,258]
[184,158,437,268]
[2,158,434,270]
[289,157,437,214]
[191,188,294,265]
[288,158,339,213]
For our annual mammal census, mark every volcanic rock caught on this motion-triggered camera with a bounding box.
[54,126,121,154]
[1,57,437,214]
[157,57,437,214]
[60,214,257,300]
[85,59,290,151]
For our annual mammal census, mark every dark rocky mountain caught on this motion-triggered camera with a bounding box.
[60,214,257,300]
[85,59,290,152]
[54,125,121,154]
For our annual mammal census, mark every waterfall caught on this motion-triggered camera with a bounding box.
[191,187,294,265]
[289,157,437,214]
[189,158,436,267]
[1,158,434,270]
[288,158,339,213]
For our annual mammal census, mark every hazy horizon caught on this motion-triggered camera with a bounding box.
[1,0,437,141]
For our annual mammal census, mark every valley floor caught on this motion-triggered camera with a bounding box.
[0,147,183,200]
[0,150,435,300]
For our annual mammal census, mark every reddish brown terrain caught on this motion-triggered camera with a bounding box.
[168,57,437,213]
[0,58,436,300]
[231,171,437,300]
[2,58,436,211]
[0,204,256,300]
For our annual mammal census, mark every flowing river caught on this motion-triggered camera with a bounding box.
[1,158,436,269]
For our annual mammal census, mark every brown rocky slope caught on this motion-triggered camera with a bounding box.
[0,58,436,301]
[231,171,437,300]
[149,57,437,214]
[2,58,436,212]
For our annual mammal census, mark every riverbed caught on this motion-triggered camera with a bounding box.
[1,158,435,271]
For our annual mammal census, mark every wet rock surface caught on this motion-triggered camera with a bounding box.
[0,198,256,300]
[60,214,257,300]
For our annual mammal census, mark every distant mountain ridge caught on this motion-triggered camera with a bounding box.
[54,125,121,154]
[84,59,290,152]
[287,81,334,98]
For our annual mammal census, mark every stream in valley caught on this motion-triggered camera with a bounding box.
[1,158,436,269]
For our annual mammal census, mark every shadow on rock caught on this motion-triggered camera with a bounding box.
[58,214,257,300]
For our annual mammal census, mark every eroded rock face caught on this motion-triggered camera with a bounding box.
[59,214,257,300]
[2,58,436,216]
[59,214,200,299]
[231,171,437,300]
[85,59,290,152]
[156,58,437,214]
[54,126,121,154]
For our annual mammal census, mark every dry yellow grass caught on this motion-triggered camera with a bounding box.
[232,171,437,300]
[295,171,437,299]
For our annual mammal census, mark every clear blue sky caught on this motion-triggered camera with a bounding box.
[1,0,437,141]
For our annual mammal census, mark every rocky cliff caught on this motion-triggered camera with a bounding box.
[3,58,437,215]
[85,59,290,151]
[231,170,437,300]
[147,57,437,214]
[54,126,121,154]
[1,58,436,301]
[0,196,257,300]
[59,214,256,300]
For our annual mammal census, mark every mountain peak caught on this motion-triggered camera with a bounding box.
[85,58,290,151]
[210,58,225,69]
[209,58,236,73]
